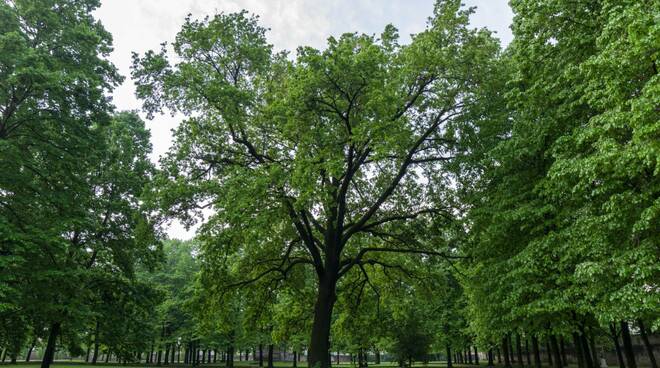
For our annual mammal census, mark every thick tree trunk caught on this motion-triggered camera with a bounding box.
[376,350,381,365]
[474,346,479,365]
[503,338,512,368]
[227,346,234,368]
[638,320,658,368]
[573,332,585,368]
[308,276,337,368]
[268,344,274,368]
[580,329,594,368]
[609,324,625,368]
[294,351,298,368]
[550,336,562,368]
[41,321,61,368]
[488,349,494,368]
[165,345,171,365]
[531,336,541,368]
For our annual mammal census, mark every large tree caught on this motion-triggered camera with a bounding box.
[132,1,499,366]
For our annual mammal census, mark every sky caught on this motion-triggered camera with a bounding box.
[94,0,513,239]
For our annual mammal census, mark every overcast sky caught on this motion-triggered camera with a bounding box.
[94,0,513,239]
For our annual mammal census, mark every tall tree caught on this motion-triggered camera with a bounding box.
[132,2,499,367]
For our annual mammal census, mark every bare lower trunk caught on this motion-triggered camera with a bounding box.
[267,345,274,368]
[532,336,541,368]
[308,276,337,368]
[638,320,657,368]
[41,322,61,368]
[609,324,625,368]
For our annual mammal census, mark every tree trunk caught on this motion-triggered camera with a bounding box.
[509,335,515,364]
[526,338,531,367]
[560,337,567,367]
[475,346,479,366]
[573,332,585,368]
[376,350,381,365]
[446,345,453,368]
[26,340,36,362]
[268,344,274,368]
[294,351,298,368]
[609,324,625,368]
[503,338,511,368]
[488,349,494,368]
[497,347,502,364]
[165,345,171,365]
[580,329,594,368]
[550,336,562,368]
[259,344,264,367]
[638,320,657,368]
[41,321,61,368]
[308,276,337,368]
[532,336,541,368]
[516,334,523,367]
[589,334,598,368]
[227,346,234,368]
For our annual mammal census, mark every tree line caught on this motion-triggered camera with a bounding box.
[1,0,658,368]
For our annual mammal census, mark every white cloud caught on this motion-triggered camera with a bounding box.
[95,0,512,239]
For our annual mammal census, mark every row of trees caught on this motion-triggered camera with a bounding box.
[1,0,658,368]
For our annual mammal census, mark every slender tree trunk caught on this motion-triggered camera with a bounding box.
[294,351,298,368]
[26,339,36,362]
[497,347,502,364]
[447,346,453,368]
[41,321,61,368]
[609,324,625,368]
[376,350,381,365]
[308,275,337,368]
[488,349,494,368]
[475,346,479,366]
[573,332,585,368]
[589,334,598,368]
[546,340,553,367]
[516,334,523,367]
[509,335,516,365]
[92,326,101,365]
[526,338,532,367]
[259,344,264,367]
[531,336,541,368]
[638,320,657,368]
[85,344,91,363]
[165,345,171,365]
[268,344,274,368]
[227,346,234,368]
[560,337,567,367]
